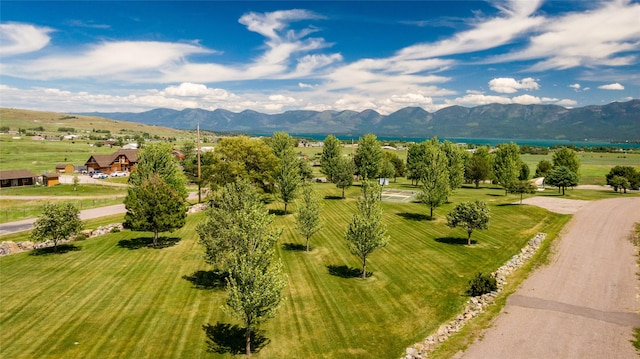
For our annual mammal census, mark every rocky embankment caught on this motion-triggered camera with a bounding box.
[404,233,547,359]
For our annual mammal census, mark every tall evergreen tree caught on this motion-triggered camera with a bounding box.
[344,181,388,278]
[124,174,187,246]
[128,142,188,199]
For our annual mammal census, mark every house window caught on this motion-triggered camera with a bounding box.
[1,180,8,186]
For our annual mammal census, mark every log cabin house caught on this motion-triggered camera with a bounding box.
[85,149,139,174]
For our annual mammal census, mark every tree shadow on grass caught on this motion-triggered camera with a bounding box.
[182,270,227,290]
[202,322,270,355]
[281,243,308,252]
[324,195,344,200]
[396,212,432,221]
[30,244,80,256]
[496,203,521,207]
[268,209,287,216]
[327,264,372,278]
[117,236,180,250]
[435,237,476,245]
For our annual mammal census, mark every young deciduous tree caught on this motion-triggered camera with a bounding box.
[406,142,427,186]
[465,146,492,188]
[123,174,187,246]
[295,183,322,251]
[31,202,83,252]
[197,179,286,356]
[446,200,490,245]
[442,141,466,192]
[274,148,301,214]
[354,134,382,180]
[320,134,342,182]
[606,166,640,190]
[545,166,579,195]
[508,180,537,204]
[418,142,450,218]
[334,157,356,199]
[204,136,277,191]
[492,142,521,195]
[534,159,553,178]
[388,153,406,182]
[344,181,388,278]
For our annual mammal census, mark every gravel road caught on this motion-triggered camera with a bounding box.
[457,196,640,358]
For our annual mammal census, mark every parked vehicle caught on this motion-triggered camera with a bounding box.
[91,172,107,179]
[110,171,128,177]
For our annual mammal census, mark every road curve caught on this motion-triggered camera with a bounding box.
[457,197,640,358]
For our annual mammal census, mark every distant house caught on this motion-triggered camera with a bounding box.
[85,149,139,174]
[122,143,138,150]
[55,163,75,173]
[0,170,37,188]
[42,173,60,187]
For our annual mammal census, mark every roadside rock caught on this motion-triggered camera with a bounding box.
[403,233,547,358]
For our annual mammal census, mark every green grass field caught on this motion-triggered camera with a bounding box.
[0,183,570,358]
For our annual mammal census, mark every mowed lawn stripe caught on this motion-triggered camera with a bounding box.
[1,184,570,358]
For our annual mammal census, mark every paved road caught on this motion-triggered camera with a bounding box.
[0,192,199,237]
[457,197,640,359]
[0,204,126,236]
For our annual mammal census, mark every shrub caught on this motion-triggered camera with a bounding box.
[74,233,89,241]
[466,272,497,296]
[110,227,121,233]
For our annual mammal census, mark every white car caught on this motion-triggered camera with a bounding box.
[91,172,107,179]
[110,171,128,177]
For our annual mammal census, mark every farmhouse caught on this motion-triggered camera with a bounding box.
[85,149,139,174]
[0,169,38,188]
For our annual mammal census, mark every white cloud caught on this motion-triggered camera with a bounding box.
[512,94,541,104]
[598,83,625,90]
[491,0,640,71]
[0,23,53,55]
[164,83,210,97]
[489,77,540,93]
[2,41,212,81]
[396,0,544,60]
[555,99,578,107]
[569,83,581,91]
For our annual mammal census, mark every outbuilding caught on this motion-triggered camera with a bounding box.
[0,169,38,188]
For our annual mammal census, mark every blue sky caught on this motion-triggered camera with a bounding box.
[1,0,639,114]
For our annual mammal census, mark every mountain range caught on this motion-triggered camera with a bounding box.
[80,99,640,141]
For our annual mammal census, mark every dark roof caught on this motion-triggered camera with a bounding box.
[0,169,37,180]
[43,173,60,179]
[56,163,70,169]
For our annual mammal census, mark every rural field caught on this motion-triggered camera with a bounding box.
[0,182,575,358]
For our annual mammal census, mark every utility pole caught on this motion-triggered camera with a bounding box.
[197,123,202,203]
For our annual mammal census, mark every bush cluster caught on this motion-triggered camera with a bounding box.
[466,272,497,296]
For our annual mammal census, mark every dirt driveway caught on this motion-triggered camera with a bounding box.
[457,196,640,358]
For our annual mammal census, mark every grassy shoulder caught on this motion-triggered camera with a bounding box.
[1,182,569,358]
[0,184,127,223]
